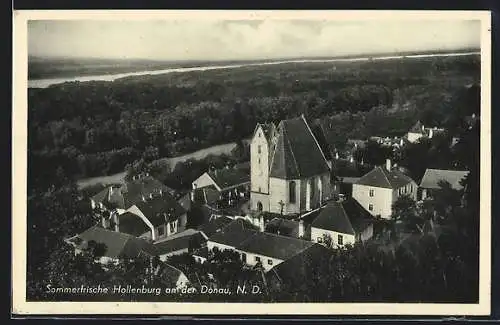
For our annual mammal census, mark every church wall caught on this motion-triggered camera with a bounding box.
[269,177,301,215]
[298,172,331,213]
[250,126,270,194]
[250,192,270,212]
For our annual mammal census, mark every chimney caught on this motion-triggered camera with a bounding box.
[298,220,304,238]
[386,159,391,171]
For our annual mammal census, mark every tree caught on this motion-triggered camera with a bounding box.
[322,233,334,249]
[391,195,425,233]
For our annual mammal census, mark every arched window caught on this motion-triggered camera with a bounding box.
[289,181,296,203]
[257,201,263,211]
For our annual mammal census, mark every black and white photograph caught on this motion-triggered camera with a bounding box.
[12,10,491,315]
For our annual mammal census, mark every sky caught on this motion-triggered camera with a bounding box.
[28,20,481,61]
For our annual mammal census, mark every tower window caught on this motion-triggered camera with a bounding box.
[289,181,296,203]
[258,145,261,154]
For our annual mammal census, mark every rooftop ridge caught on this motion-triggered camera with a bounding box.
[301,114,330,168]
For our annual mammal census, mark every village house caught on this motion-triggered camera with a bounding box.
[205,218,315,272]
[250,115,332,216]
[299,198,375,248]
[191,166,251,211]
[64,226,155,265]
[89,174,187,242]
[419,168,469,200]
[352,159,418,219]
[151,228,206,262]
[406,120,445,143]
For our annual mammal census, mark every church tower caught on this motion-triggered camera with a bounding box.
[250,123,276,212]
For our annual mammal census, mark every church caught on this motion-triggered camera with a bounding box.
[249,115,332,217]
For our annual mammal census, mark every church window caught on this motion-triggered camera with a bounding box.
[257,201,263,211]
[338,235,344,246]
[289,181,296,203]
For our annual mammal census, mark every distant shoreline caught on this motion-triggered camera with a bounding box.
[28,50,480,89]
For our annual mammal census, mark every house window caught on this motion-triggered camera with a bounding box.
[409,184,413,193]
[369,189,374,197]
[268,259,273,265]
[369,204,373,211]
[289,181,296,203]
[241,253,247,263]
[338,234,343,246]
[255,256,261,262]
[170,221,176,234]
[317,237,323,243]
[158,226,164,236]
[258,145,261,154]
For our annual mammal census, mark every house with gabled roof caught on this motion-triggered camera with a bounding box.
[352,159,417,219]
[250,115,332,216]
[300,198,375,248]
[406,120,446,143]
[191,166,251,213]
[205,218,315,271]
[64,226,155,265]
[90,174,176,213]
[151,228,206,261]
[91,174,187,242]
[419,168,469,200]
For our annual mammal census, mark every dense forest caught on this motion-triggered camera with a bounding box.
[28,55,480,192]
[27,54,481,302]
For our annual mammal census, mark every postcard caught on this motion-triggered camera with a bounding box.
[12,10,491,316]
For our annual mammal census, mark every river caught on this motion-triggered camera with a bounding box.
[76,139,250,189]
[29,52,479,89]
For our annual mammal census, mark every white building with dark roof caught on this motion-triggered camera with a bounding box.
[250,115,332,216]
[419,168,469,200]
[205,218,315,271]
[90,174,187,242]
[406,120,446,143]
[352,159,417,219]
